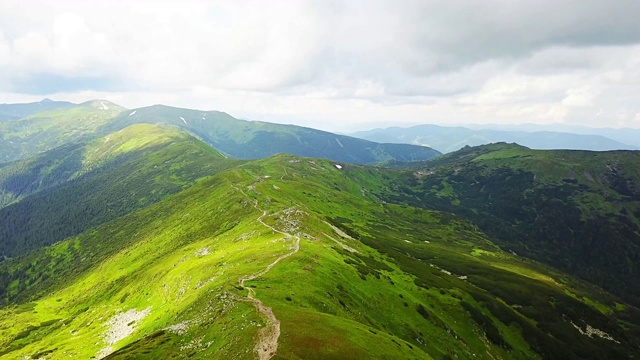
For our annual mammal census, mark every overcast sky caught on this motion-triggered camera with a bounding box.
[1,0,640,132]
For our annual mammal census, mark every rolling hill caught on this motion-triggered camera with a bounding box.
[351,124,637,153]
[0,124,243,259]
[0,100,125,163]
[0,99,73,122]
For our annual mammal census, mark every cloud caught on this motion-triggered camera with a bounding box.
[0,31,11,66]
[12,73,127,94]
[0,0,639,130]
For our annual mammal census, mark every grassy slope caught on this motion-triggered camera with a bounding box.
[0,154,638,359]
[0,100,125,164]
[0,101,439,167]
[390,143,640,306]
[0,124,244,260]
[103,104,441,164]
[0,122,210,208]
[0,142,86,208]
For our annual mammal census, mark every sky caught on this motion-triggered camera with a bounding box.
[1,0,640,132]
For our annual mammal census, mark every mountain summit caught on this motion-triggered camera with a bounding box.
[81,99,127,112]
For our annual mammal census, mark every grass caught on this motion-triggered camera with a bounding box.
[391,143,640,309]
[0,124,244,260]
[0,101,125,163]
[0,151,639,359]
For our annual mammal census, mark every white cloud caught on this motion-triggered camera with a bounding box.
[0,31,11,66]
[562,86,599,108]
[50,13,114,73]
[0,0,640,130]
[12,32,53,69]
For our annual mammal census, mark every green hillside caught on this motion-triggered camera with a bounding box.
[0,101,440,166]
[0,100,125,163]
[1,153,638,359]
[104,104,441,164]
[0,124,242,259]
[388,143,640,306]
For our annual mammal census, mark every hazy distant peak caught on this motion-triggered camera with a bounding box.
[81,100,127,111]
[352,124,638,153]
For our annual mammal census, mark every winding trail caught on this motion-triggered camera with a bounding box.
[233,185,301,360]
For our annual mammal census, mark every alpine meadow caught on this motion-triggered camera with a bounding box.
[0,100,638,360]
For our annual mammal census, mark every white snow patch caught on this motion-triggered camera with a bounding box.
[129,111,136,116]
[335,138,344,148]
[202,116,206,120]
[571,322,619,343]
[324,221,355,241]
[98,307,151,359]
[100,101,109,110]
[180,117,187,124]
[165,319,194,335]
[195,247,210,257]
[334,164,343,170]
[323,232,359,253]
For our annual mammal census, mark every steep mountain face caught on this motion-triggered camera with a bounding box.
[0,124,243,259]
[0,101,440,166]
[351,124,637,153]
[388,143,640,306]
[0,99,73,122]
[1,150,639,359]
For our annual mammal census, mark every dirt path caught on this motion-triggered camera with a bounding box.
[280,167,289,181]
[233,185,301,360]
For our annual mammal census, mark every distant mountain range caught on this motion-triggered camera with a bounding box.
[351,124,639,153]
[466,123,640,149]
[0,98,73,122]
[0,100,440,165]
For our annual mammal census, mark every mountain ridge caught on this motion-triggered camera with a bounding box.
[0,101,440,166]
[1,102,640,358]
[0,124,243,259]
[105,104,442,164]
[2,150,639,359]
[0,99,74,122]
[385,143,640,307]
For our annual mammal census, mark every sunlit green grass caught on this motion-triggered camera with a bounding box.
[1,152,638,359]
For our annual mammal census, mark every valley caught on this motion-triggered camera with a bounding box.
[4,2,640,359]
